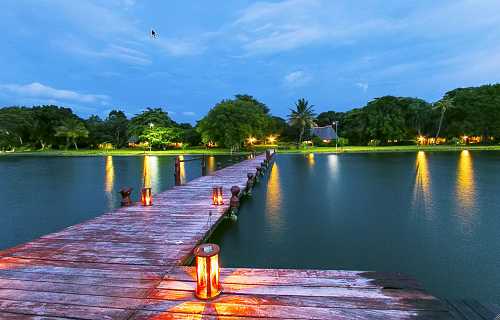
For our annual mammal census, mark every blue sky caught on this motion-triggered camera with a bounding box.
[1,0,499,123]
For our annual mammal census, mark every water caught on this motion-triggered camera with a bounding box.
[0,154,246,250]
[211,151,500,303]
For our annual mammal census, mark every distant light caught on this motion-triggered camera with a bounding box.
[267,135,277,144]
[247,137,257,144]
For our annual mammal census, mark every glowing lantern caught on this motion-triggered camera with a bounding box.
[194,243,221,299]
[212,186,224,205]
[141,187,153,206]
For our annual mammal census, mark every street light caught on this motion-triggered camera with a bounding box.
[333,121,339,152]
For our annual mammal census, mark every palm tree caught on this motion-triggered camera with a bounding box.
[55,118,89,150]
[434,98,454,140]
[288,98,316,146]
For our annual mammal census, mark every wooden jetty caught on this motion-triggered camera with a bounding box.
[0,154,497,319]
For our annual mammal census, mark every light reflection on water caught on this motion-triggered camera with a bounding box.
[455,150,477,235]
[265,163,282,231]
[207,156,216,173]
[104,156,115,207]
[307,153,315,166]
[456,150,475,210]
[212,152,500,303]
[178,155,186,185]
[413,151,432,214]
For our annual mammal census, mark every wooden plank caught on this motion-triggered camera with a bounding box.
[0,299,131,320]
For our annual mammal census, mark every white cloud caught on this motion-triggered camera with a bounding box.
[65,41,152,66]
[0,82,110,104]
[230,0,500,56]
[182,111,196,116]
[283,71,312,88]
[47,1,203,61]
[356,82,369,92]
[154,38,204,57]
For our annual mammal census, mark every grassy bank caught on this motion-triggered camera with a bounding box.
[2,145,500,157]
[279,145,500,154]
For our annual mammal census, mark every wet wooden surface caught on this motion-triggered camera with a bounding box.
[0,154,497,319]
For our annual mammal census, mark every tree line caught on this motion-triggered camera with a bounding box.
[1,84,499,151]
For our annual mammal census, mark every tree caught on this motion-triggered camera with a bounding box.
[316,111,345,127]
[54,118,89,150]
[31,105,78,149]
[288,98,316,146]
[178,123,202,146]
[234,94,270,114]
[434,98,454,139]
[197,95,270,150]
[129,108,175,137]
[139,126,182,150]
[0,107,32,148]
[105,110,129,147]
[85,115,108,148]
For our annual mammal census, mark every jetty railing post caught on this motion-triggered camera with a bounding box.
[174,156,181,186]
[255,167,261,182]
[201,155,207,176]
[244,172,254,197]
[118,187,133,206]
[229,185,240,220]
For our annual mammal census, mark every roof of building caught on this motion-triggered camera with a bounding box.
[310,125,338,140]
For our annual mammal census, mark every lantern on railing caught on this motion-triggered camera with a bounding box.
[212,186,224,205]
[194,243,221,299]
[141,187,153,206]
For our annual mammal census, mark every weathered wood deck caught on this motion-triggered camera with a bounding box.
[0,154,497,319]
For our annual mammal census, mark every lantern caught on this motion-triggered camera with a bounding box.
[141,187,153,206]
[212,186,224,205]
[194,243,221,299]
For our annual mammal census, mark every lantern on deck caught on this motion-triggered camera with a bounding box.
[141,187,153,206]
[194,243,221,299]
[212,186,224,205]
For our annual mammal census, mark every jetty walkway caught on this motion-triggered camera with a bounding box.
[0,154,497,319]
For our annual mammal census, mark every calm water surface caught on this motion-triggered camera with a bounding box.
[211,151,500,303]
[0,154,246,250]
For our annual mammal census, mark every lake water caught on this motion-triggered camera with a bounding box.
[211,151,500,303]
[0,154,246,250]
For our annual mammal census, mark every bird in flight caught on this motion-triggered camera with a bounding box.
[150,29,158,39]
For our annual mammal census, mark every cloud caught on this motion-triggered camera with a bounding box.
[283,71,312,88]
[47,1,203,61]
[356,82,369,92]
[182,111,196,116]
[230,0,500,56]
[0,82,110,104]
[154,38,204,57]
[64,41,152,66]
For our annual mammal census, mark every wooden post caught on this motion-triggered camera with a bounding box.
[201,155,207,176]
[174,156,181,186]
[118,187,133,206]
[229,185,240,220]
[255,167,261,182]
[244,173,254,197]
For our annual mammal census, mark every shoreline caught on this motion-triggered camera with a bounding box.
[1,145,499,156]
